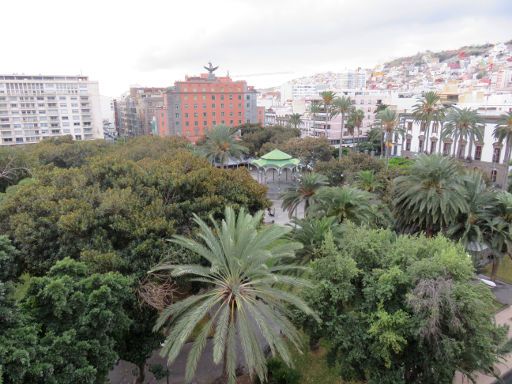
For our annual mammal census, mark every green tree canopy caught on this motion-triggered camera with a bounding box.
[299,224,510,384]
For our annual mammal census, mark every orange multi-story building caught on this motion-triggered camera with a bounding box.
[164,64,258,143]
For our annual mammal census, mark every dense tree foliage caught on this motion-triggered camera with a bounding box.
[240,125,300,155]
[0,136,271,383]
[298,225,510,384]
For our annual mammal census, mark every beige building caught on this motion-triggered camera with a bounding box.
[0,74,103,145]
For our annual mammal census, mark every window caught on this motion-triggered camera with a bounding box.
[212,121,216,125]
[458,143,466,159]
[221,112,225,117]
[185,113,189,118]
[194,104,198,109]
[194,121,198,126]
[193,112,198,118]
[185,121,189,126]
[420,122,426,132]
[75,135,82,140]
[220,95,224,100]
[475,145,482,160]
[238,95,242,100]
[203,121,207,126]
[211,95,216,100]
[175,113,179,118]
[430,141,436,153]
[443,142,451,156]
[418,139,424,152]
[491,169,497,183]
[493,147,501,163]
[432,122,438,134]
[229,94,233,100]
[212,104,216,108]
[16,138,24,143]
[407,122,412,131]
[221,104,224,109]
[202,112,207,117]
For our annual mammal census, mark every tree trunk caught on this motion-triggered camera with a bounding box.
[502,136,512,189]
[452,133,458,157]
[339,112,345,159]
[136,362,145,384]
[424,120,430,154]
[438,123,444,154]
[490,257,500,282]
[380,128,384,158]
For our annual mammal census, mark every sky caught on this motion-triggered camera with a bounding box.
[1,0,511,96]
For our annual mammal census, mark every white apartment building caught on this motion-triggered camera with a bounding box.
[0,74,103,145]
[338,70,366,89]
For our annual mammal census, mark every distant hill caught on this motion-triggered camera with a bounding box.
[383,43,499,68]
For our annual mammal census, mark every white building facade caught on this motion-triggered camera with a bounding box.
[0,74,103,145]
[395,103,512,189]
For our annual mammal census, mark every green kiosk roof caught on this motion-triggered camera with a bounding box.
[251,149,300,168]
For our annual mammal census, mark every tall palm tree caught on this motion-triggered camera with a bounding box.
[200,125,248,167]
[493,111,512,166]
[393,154,468,235]
[377,108,398,162]
[333,96,353,159]
[442,108,483,159]
[281,173,328,217]
[309,186,375,225]
[412,91,445,154]
[151,207,317,384]
[319,91,337,137]
[288,113,303,129]
[349,108,365,140]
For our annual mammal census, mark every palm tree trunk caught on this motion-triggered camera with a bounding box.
[490,257,500,281]
[502,136,512,189]
[339,112,344,159]
[452,133,458,157]
[380,128,384,158]
[438,123,444,154]
[424,120,430,154]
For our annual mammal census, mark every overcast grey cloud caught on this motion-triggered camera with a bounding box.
[1,0,511,96]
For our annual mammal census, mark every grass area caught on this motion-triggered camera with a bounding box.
[289,335,346,384]
[482,256,512,284]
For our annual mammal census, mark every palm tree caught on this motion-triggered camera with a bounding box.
[309,186,375,225]
[333,96,353,159]
[447,170,496,247]
[151,207,317,384]
[290,216,344,263]
[288,113,303,129]
[319,91,336,137]
[412,91,445,154]
[377,108,398,162]
[355,170,381,192]
[349,108,365,140]
[493,111,512,166]
[281,173,328,217]
[200,125,248,167]
[442,108,483,159]
[393,154,468,235]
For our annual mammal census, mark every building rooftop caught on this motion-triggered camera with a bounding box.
[0,74,90,81]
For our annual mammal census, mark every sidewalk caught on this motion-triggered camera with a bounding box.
[453,305,512,384]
